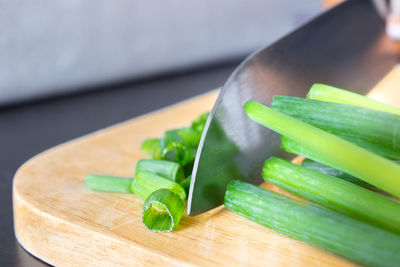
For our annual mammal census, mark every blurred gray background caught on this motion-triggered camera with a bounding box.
[0,1,323,106]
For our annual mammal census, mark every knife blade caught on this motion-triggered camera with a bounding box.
[188,0,400,216]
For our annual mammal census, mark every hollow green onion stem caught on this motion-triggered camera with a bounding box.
[307,83,400,115]
[224,180,400,267]
[244,101,400,198]
[142,189,184,232]
[271,95,400,159]
[263,157,400,234]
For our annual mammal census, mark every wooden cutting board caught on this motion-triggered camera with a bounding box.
[13,67,400,267]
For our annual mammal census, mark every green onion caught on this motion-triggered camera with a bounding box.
[281,136,340,168]
[244,101,400,198]
[85,174,133,193]
[135,159,185,183]
[160,130,185,148]
[224,180,400,267]
[161,141,185,162]
[182,160,195,178]
[176,127,202,147]
[191,112,209,132]
[307,83,400,115]
[282,137,399,188]
[301,158,372,188]
[131,171,186,200]
[160,130,196,166]
[263,157,400,234]
[162,142,196,166]
[271,95,400,159]
[282,136,372,187]
[180,175,191,195]
[282,136,372,188]
[141,138,162,159]
[142,189,184,232]
[87,111,210,233]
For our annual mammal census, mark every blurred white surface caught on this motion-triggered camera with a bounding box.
[0,1,322,105]
[386,0,400,39]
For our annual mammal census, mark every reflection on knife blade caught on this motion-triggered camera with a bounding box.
[188,0,400,216]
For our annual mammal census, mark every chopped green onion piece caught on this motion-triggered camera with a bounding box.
[141,138,162,159]
[161,130,185,148]
[244,101,400,198]
[131,171,186,200]
[177,127,202,147]
[142,189,184,232]
[182,159,195,177]
[307,83,400,115]
[135,159,185,183]
[161,142,185,162]
[85,174,133,193]
[160,130,196,166]
[301,158,372,188]
[161,142,196,166]
[224,180,400,267]
[271,95,400,159]
[180,175,191,195]
[191,112,209,132]
[263,157,400,234]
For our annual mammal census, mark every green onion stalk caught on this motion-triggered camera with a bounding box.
[244,100,400,198]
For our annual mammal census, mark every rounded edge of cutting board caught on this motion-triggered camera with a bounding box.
[13,181,181,266]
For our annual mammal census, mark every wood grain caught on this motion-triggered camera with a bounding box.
[13,67,400,266]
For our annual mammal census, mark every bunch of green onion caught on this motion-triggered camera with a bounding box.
[85,112,208,232]
[224,84,400,266]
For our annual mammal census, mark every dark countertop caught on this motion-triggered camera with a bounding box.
[0,61,240,266]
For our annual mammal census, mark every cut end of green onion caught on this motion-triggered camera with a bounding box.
[142,189,184,232]
[243,101,261,118]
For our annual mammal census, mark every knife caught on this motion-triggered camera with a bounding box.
[188,0,400,216]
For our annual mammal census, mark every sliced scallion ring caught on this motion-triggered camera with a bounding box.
[142,189,184,232]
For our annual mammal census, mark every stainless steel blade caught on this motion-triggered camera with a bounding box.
[188,0,400,216]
